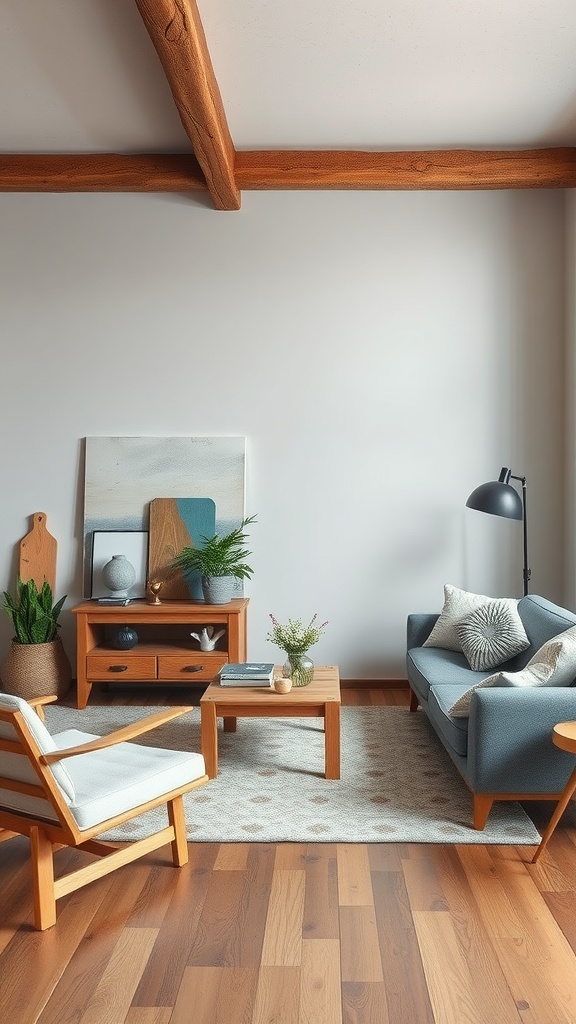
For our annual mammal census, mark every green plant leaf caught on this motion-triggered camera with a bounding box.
[170,515,257,581]
[51,595,66,623]
[2,577,67,644]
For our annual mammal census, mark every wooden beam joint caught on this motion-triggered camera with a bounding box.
[132,0,240,210]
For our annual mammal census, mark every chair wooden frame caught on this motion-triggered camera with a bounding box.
[0,697,209,930]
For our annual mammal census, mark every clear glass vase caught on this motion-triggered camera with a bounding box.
[282,652,314,687]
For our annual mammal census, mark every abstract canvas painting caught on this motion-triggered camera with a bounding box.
[83,436,246,597]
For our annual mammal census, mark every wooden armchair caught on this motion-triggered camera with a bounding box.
[0,691,208,930]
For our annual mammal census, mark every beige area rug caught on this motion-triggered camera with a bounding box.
[44,705,541,845]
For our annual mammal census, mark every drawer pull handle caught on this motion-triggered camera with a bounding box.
[109,665,128,673]
[182,664,203,673]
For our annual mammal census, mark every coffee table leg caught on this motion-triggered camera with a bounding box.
[201,701,218,779]
[324,701,341,779]
[223,717,237,733]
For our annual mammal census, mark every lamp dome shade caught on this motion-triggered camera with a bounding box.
[466,480,523,520]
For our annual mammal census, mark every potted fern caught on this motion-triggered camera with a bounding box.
[171,515,257,604]
[1,578,71,698]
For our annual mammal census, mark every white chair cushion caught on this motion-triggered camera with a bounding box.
[51,729,206,831]
[0,692,75,802]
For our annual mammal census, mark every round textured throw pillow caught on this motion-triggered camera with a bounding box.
[455,599,530,672]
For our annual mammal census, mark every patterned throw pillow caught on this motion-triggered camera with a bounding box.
[455,600,530,671]
[423,584,522,656]
[447,641,563,717]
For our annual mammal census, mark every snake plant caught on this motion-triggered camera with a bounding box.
[2,577,67,644]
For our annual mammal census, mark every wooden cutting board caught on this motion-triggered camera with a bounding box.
[19,512,57,592]
[148,497,216,600]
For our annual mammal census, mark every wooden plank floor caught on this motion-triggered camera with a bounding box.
[1,686,576,1024]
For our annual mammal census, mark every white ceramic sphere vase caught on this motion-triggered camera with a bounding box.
[102,554,136,599]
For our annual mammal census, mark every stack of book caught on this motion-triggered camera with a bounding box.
[219,662,275,686]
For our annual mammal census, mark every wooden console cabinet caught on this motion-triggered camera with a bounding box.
[71,599,248,709]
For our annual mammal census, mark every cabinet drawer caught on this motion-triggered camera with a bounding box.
[157,655,227,681]
[87,655,157,681]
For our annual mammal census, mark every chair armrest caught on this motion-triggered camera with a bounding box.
[39,706,194,764]
[28,695,59,721]
[407,613,439,650]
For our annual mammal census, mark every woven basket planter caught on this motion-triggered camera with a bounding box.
[1,638,72,700]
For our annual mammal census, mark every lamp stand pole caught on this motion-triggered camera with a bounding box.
[510,473,530,596]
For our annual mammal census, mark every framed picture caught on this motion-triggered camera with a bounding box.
[90,531,148,599]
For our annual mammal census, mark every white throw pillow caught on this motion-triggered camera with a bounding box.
[455,600,530,671]
[522,625,576,687]
[447,641,563,717]
[423,584,521,655]
[446,676,502,718]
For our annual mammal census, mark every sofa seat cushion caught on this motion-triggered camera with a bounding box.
[52,728,206,832]
[427,686,470,757]
[407,646,492,703]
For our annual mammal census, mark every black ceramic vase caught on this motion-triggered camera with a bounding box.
[111,625,139,650]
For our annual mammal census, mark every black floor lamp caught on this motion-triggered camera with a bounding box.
[466,467,530,596]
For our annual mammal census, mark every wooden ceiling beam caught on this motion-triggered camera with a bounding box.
[234,148,576,190]
[132,0,240,210]
[1,149,575,194]
[0,154,207,192]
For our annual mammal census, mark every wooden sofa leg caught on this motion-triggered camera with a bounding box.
[30,826,57,930]
[168,796,189,867]
[473,795,494,830]
[409,688,419,712]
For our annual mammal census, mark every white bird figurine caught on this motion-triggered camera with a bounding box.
[190,626,226,651]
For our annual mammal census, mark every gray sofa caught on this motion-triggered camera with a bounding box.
[406,594,576,828]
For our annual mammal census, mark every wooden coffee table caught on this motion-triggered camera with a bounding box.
[200,665,341,779]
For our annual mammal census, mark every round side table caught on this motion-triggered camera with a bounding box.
[532,721,576,863]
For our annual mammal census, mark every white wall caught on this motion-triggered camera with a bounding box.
[0,188,567,678]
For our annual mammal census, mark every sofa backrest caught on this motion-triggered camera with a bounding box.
[505,595,576,671]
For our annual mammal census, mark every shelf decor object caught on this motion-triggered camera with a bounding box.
[91,531,148,599]
[170,515,257,606]
[148,497,216,601]
[466,466,530,596]
[110,625,139,650]
[102,554,136,599]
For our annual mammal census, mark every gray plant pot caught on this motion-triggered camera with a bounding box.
[201,575,235,604]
